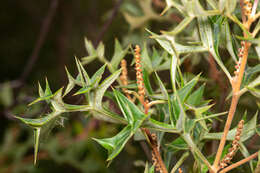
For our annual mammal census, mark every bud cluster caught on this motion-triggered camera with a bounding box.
[135,45,146,104]
[219,120,244,169]
[243,0,252,17]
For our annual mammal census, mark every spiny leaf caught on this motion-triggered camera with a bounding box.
[143,118,179,133]
[155,72,168,100]
[170,51,178,90]
[141,43,153,74]
[110,39,129,71]
[113,89,146,126]
[166,137,189,153]
[224,21,237,62]
[29,79,53,106]
[93,125,132,161]
[94,69,122,108]
[84,37,96,56]
[187,84,205,106]
[73,85,92,96]
[91,64,107,86]
[63,67,76,96]
[44,78,52,96]
[176,74,200,103]
[161,17,194,36]
[197,16,232,81]
[15,112,62,128]
[143,68,153,95]
[50,88,66,112]
[33,128,41,165]
[94,90,147,161]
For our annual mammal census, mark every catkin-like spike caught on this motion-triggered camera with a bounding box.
[243,0,252,17]
[135,45,146,105]
[232,41,245,84]
[219,120,244,169]
[178,168,183,173]
[120,59,132,100]
[152,151,163,173]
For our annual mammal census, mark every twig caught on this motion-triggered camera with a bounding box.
[240,0,247,23]
[219,152,259,173]
[219,120,244,169]
[212,0,255,170]
[134,45,168,173]
[94,0,123,47]
[20,0,59,83]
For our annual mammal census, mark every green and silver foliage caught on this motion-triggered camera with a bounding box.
[15,0,260,172]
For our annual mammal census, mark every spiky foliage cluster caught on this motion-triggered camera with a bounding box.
[15,0,260,172]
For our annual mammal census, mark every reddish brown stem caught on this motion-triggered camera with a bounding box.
[219,152,258,173]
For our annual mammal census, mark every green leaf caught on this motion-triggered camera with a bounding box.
[91,64,107,86]
[63,104,92,112]
[141,43,153,74]
[50,88,67,112]
[155,72,168,100]
[74,85,92,96]
[93,125,132,161]
[162,17,194,36]
[63,67,76,96]
[198,17,232,81]
[94,90,147,161]
[143,118,179,133]
[113,90,146,126]
[29,79,53,106]
[110,39,129,70]
[170,51,178,90]
[187,84,205,106]
[177,74,200,103]
[96,42,105,58]
[143,68,153,95]
[166,137,189,153]
[146,29,175,55]
[75,58,86,86]
[84,37,96,56]
[239,142,254,172]
[184,118,196,133]
[224,21,237,62]
[33,128,41,165]
[92,107,126,123]
[144,162,154,173]
[94,69,121,108]
[219,0,237,14]
[15,111,62,128]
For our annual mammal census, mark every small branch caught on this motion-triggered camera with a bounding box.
[219,152,258,173]
[212,95,239,171]
[135,45,167,173]
[240,0,247,23]
[212,4,253,168]
[147,100,167,108]
[252,12,260,22]
[143,128,168,173]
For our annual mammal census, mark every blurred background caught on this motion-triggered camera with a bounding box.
[0,0,259,173]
